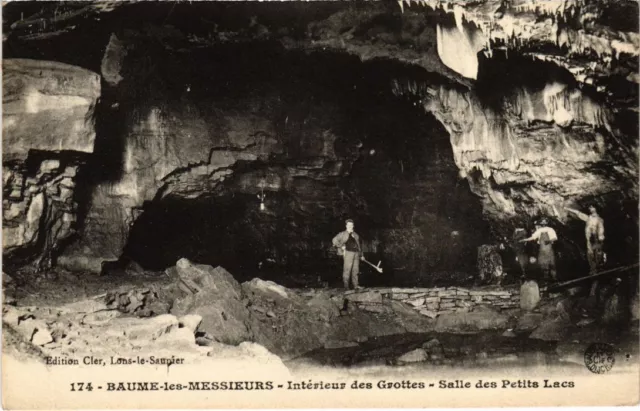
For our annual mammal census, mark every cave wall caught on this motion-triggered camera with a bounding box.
[391,74,618,219]
[52,34,488,278]
[286,1,638,267]
[2,0,638,277]
[56,38,369,273]
[3,59,100,162]
[2,59,100,270]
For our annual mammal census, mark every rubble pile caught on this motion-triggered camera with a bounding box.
[2,258,635,370]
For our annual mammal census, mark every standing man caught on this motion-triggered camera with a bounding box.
[567,205,606,306]
[332,219,364,290]
[520,219,558,282]
[566,205,605,273]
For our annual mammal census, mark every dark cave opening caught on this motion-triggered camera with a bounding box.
[118,45,492,287]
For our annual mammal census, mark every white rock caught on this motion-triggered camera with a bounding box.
[245,278,288,299]
[406,297,426,307]
[32,329,53,346]
[179,314,203,333]
[397,348,428,364]
[520,280,540,311]
[38,159,60,174]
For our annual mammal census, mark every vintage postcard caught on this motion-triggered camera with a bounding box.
[2,0,639,409]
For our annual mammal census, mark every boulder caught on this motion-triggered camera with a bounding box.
[175,259,242,298]
[397,348,428,364]
[519,280,540,311]
[173,292,251,345]
[171,260,251,345]
[242,278,289,300]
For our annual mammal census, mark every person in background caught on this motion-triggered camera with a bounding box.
[520,219,558,282]
[566,205,606,273]
[332,219,364,290]
[567,205,606,306]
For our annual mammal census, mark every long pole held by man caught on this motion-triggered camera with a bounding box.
[332,219,364,290]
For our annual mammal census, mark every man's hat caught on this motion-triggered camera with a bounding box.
[345,219,354,224]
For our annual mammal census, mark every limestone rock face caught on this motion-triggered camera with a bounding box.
[2,59,100,270]
[426,0,640,88]
[57,77,359,272]
[3,2,638,273]
[390,79,634,225]
[3,154,85,270]
[2,59,100,162]
[101,33,127,86]
[298,1,638,249]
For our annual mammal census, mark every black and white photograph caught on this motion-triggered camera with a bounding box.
[1,0,639,408]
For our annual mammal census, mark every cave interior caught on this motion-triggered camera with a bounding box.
[2,1,639,292]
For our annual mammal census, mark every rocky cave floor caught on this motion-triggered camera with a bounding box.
[3,258,639,378]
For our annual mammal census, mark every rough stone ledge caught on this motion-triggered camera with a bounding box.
[338,286,520,319]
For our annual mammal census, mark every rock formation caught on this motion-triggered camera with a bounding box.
[3,59,100,270]
[2,1,637,277]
